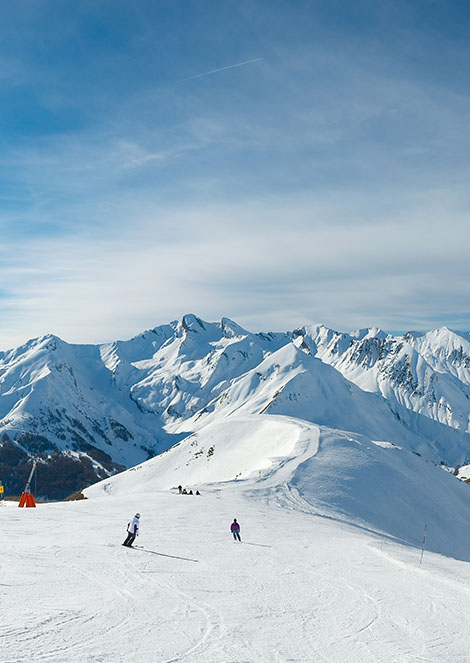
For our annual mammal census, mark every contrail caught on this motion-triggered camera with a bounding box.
[178,57,264,83]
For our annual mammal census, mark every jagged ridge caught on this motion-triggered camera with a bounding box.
[1,314,469,498]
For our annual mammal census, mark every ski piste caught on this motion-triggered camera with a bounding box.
[6,484,470,661]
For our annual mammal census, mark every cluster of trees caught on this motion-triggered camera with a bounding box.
[0,435,117,501]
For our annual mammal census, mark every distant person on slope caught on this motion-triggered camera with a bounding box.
[230,518,241,542]
[123,513,140,547]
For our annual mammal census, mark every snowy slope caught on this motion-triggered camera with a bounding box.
[5,461,470,662]
[85,414,470,562]
[408,327,470,384]
[299,324,470,434]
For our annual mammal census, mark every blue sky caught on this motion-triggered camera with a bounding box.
[1,0,469,347]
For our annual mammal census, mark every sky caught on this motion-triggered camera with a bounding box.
[0,0,469,348]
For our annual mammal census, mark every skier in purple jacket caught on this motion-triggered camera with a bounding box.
[230,518,241,542]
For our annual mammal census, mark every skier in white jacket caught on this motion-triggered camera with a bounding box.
[123,513,140,547]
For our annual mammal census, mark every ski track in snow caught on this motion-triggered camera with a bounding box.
[3,486,470,663]
[121,552,223,663]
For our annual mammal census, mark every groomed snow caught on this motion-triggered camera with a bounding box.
[3,484,470,662]
[85,416,311,495]
[86,415,470,561]
[5,414,470,661]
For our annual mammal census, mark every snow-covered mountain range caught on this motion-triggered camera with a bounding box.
[1,314,470,499]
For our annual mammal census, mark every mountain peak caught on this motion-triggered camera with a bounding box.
[220,317,247,338]
[350,327,387,341]
[181,313,207,333]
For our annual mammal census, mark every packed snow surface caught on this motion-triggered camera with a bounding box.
[4,486,470,662]
[5,415,470,662]
[86,415,470,562]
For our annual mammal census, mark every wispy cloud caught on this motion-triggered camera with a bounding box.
[0,186,469,348]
